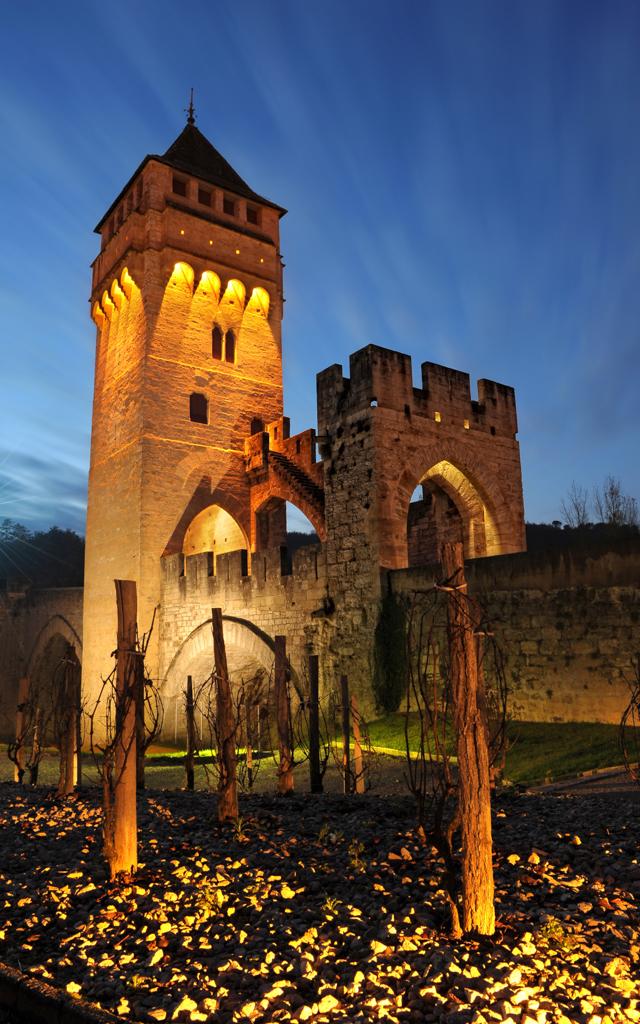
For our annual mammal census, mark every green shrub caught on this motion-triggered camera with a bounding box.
[373,593,407,713]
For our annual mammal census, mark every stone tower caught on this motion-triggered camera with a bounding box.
[83,111,286,704]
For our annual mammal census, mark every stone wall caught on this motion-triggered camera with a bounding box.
[0,588,83,740]
[387,539,640,724]
[1,540,638,740]
[157,542,332,741]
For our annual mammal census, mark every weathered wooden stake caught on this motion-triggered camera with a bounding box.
[14,677,29,784]
[245,701,254,789]
[135,653,145,790]
[57,646,80,798]
[275,635,294,793]
[212,608,238,821]
[74,658,82,788]
[111,579,138,877]
[308,654,322,793]
[185,675,196,791]
[340,675,350,795]
[441,542,495,936]
[29,706,42,786]
[351,693,366,794]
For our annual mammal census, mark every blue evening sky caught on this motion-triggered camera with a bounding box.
[1,0,639,535]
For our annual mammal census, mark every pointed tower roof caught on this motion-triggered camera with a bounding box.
[162,123,269,204]
[94,121,285,232]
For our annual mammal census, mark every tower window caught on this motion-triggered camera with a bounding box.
[198,187,211,206]
[172,176,187,197]
[189,393,208,424]
[250,417,264,434]
[246,205,259,225]
[212,324,223,360]
[223,196,236,216]
[225,329,236,363]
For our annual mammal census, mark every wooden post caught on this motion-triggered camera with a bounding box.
[340,675,350,795]
[57,646,78,798]
[73,654,82,788]
[245,701,254,789]
[308,654,322,793]
[441,542,495,936]
[111,579,138,878]
[14,677,29,784]
[351,693,366,794]
[275,635,294,793]
[29,706,42,786]
[185,675,195,791]
[135,653,145,790]
[212,608,238,821]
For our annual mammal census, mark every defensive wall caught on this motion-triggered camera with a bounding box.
[389,537,640,724]
[0,587,83,736]
[1,539,638,739]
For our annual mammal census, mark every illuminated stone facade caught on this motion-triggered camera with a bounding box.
[83,122,288,706]
[81,117,526,717]
[3,118,638,737]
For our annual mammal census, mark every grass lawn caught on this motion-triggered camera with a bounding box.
[363,713,633,785]
[1,718,636,790]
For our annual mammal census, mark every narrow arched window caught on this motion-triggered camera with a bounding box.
[212,324,223,360]
[189,393,208,424]
[225,329,236,363]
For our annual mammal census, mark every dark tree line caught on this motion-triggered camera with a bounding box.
[0,519,84,588]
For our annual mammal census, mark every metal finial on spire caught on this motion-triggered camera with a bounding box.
[186,88,195,126]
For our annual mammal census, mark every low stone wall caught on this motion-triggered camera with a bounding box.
[388,539,640,724]
[0,588,83,741]
[158,543,331,741]
[1,540,638,737]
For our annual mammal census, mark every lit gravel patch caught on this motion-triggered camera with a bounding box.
[0,784,637,1023]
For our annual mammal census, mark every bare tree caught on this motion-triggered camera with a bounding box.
[8,675,54,786]
[593,476,638,528]
[561,481,590,527]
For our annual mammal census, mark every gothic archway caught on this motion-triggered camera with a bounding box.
[159,615,296,747]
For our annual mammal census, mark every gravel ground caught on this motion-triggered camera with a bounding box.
[0,781,638,1024]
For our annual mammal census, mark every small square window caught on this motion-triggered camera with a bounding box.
[172,176,187,197]
[246,205,259,225]
[198,187,211,206]
[223,196,235,216]
[189,392,208,424]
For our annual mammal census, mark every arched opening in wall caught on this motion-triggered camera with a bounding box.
[253,499,322,565]
[160,617,292,752]
[254,497,287,555]
[406,460,500,566]
[182,504,248,574]
[286,503,320,556]
[26,634,81,775]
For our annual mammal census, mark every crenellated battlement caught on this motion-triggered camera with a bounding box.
[317,344,518,438]
[161,541,327,606]
[245,418,320,483]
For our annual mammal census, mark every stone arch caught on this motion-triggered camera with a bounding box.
[159,615,297,745]
[182,502,249,562]
[251,488,326,550]
[25,617,82,748]
[26,615,82,677]
[163,472,252,557]
[385,440,515,567]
